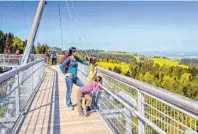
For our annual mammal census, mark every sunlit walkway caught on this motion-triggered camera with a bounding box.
[17,65,110,134]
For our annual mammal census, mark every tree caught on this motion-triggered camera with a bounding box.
[0,67,3,73]
[12,37,25,53]
[131,64,140,78]
[138,73,144,81]
[173,66,182,79]
[42,43,49,53]
[188,66,198,78]
[182,80,198,100]
[125,70,131,77]
[144,72,154,84]
[35,43,42,53]
[5,33,13,51]
[0,30,5,53]
[35,43,49,54]
[162,75,173,91]
[180,73,192,86]
[113,66,122,74]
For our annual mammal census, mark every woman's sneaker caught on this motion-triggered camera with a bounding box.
[68,106,74,110]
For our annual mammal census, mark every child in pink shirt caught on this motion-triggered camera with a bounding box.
[77,76,102,116]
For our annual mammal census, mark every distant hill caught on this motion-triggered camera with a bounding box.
[50,47,62,53]
[100,51,137,56]
[137,51,198,59]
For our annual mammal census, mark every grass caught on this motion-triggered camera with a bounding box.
[97,62,130,73]
[97,57,188,74]
[149,57,189,68]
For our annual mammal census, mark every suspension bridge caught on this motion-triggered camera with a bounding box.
[0,0,198,134]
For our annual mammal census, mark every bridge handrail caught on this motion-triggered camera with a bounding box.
[0,58,45,134]
[77,64,166,133]
[100,84,166,134]
[0,58,44,83]
[97,67,198,116]
[78,63,198,133]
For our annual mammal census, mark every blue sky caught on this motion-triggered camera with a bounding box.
[0,1,198,52]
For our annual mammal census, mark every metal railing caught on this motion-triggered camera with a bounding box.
[0,54,63,66]
[0,58,45,134]
[0,54,74,67]
[0,54,45,68]
[77,63,198,134]
[0,54,23,67]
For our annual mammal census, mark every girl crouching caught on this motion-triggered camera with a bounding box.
[77,76,102,116]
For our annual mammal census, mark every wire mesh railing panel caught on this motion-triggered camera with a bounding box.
[0,54,45,68]
[0,94,17,134]
[0,54,22,66]
[77,64,198,134]
[98,89,138,134]
[98,67,198,134]
[97,71,138,110]
[143,93,198,134]
[77,64,167,134]
[0,59,45,134]
[77,63,89,83]
[0,77,15,100]
[18,61,44,110]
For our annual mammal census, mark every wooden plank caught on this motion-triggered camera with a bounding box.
[18,66,110,134]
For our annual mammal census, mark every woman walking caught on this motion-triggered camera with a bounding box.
[60,47,88,110]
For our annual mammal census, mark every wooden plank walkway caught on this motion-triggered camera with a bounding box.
[17,65,110,134]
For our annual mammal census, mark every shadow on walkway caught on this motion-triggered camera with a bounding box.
[47,67,60,134]
[15,65,110,134]
[16,67,60,134]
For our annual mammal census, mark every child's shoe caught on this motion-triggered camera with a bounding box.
[83,108,88,116]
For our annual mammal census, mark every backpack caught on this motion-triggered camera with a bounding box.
[61,54,68,64]
[61,54,72,73]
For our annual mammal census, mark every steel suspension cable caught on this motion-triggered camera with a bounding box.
[5,1,20,14]
[0,0,20,32]
[23,1,27,28]
[47,6,51,33]
[62,2,73,50]
[70,1,78,18]
[0,12,2,29]
[69,0,94,56]
[64,13,71,49]
[58,1,64,50]
[65,1,90,59]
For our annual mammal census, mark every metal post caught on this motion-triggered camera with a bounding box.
[138,91,145,134]
[118,91,137,134]
[3,54,5,71]
[16,73,20,116]
[21,0,46,64]
[32,66,34,92]
[125,107,132,134]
